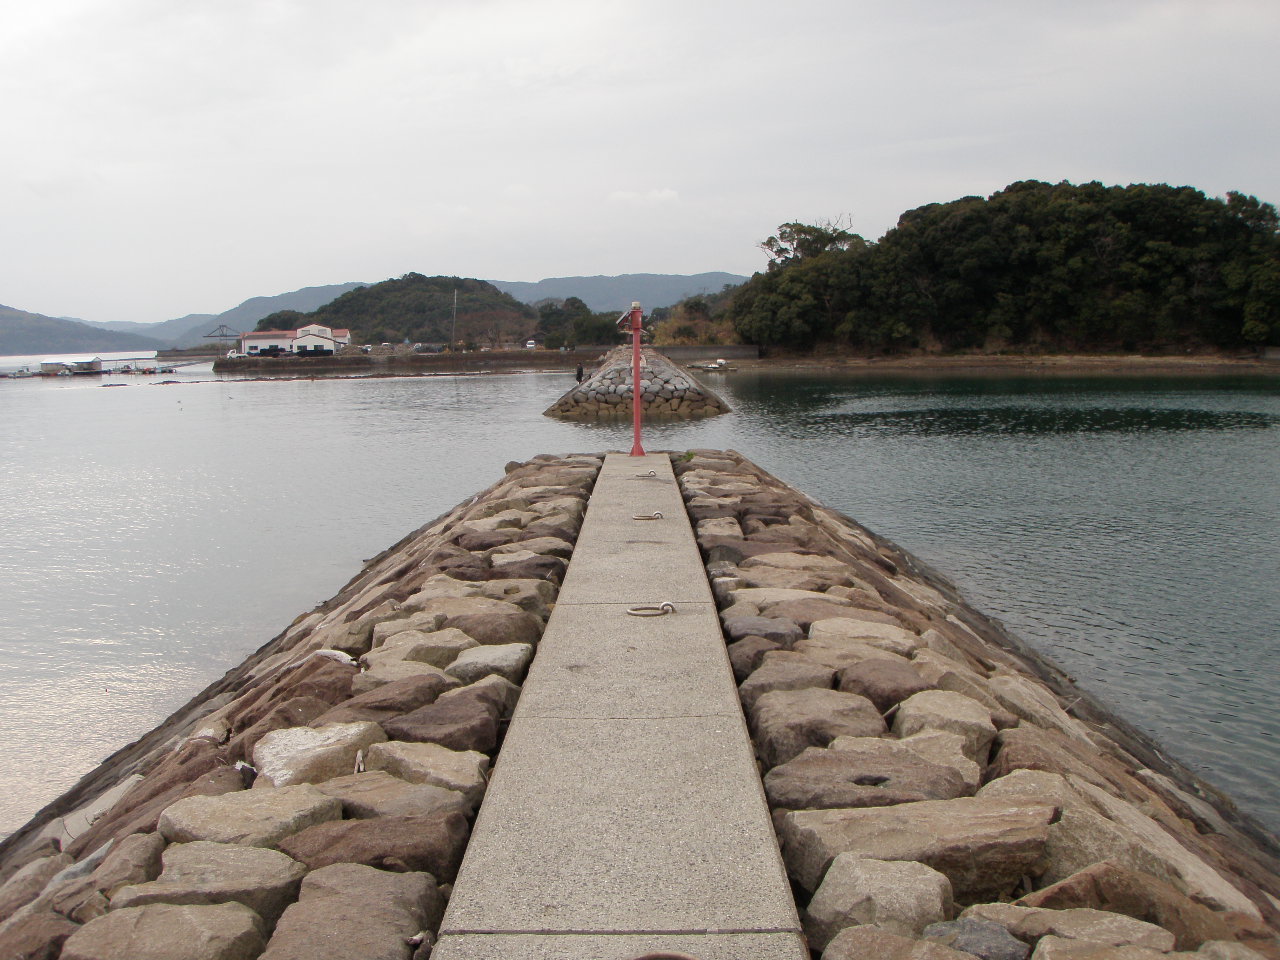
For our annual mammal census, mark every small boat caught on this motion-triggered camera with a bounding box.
[689,358,736,372]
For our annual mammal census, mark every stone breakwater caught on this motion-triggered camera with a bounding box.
[543,345,731,419]
[0,454,602,960]
[673,449,1280,960]
[0,450,1277,960]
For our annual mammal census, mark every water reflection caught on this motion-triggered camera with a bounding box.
[794,407,1276,437]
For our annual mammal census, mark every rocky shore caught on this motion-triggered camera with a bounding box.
[674,449,1280,959]
[0,454,603,959]
[0,449,1276,960]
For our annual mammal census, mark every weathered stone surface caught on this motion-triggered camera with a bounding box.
[49,833,167,924]
[365,741,489,809]
[1065,778,1258,918]
[371,611,450,647]
[444,642,533,685]
[350,661,455,696]
[1195,944,1272,960]
[727,635,782,682]
[985,673,1091,743]
[110,841,305,927]
[739,651,835,710]
[1018,859,1261,951]
[748,688,887,768]
[223,697,334,764]
[962,903,1176,951]
[822,925,976,960]
[473,578,557,619]
[793,634,907,670]
[1026,936,1172,959]
[407,596,543,646]
[382,684,501,752]
[894,690,997,764]
[251,721,387,788]
[61,902,265,960]
[923,917,1030,960]
[158,784,342,848]
[260,862,443,960]
[0,908,80,960]
[805,855,953,948]
[722,615,804,648]
[697,516,743,538]
[277,812,468,881]
[361,628,479,669]
[314,770,469,820]
[766,742,969,810]
[849,730,980,794]
[811,617,924,657]
[838,658,934,712]
[312,672,462,726]
[0,854,72,923]
[780,797,1057,899]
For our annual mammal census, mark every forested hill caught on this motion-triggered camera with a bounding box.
[493,272,747,311]
[256,274,536,346]
[728,181,1280,352]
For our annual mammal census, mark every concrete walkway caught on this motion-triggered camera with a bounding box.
[434,452,807,960]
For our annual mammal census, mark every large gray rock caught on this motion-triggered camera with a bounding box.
[766,741,969,810]
[0,907,80,960]
[350,661,457,696]
[838,658,934,713]
[61,902,265,960]
[793,634,907,671]
[277,812,469,881]
[749,688,887,768]
[158,784,343,848]
[313,672,461,726]
[405,596,543,646]
[444,642,533,685]
[822,925,976,960]
[110,841,305,928]
[314,770,470,820]
[365,741,490,810]
[48,833,167,924]
[361,628,479,670]
[961,903,1176,952]
[805,855,953,949]
[723,615,804,648]
[922,917,1030,960]
[260,863,443,960]
[893,690,996,764]
[739,651,835,711]
[895,731,981,792]
[0,854,72,923]
[727,635,783,682]
[780,797,1057,899]
[252,722,387,788]
[810,617,924,657]
[1026,936,1172,959]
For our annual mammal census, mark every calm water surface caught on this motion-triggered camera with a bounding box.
[1,366,1277,837]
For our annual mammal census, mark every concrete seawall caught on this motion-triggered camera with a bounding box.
[1,450,1277,960]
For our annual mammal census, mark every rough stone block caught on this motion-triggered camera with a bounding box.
[252,722,388,788]
[365,741,489,809]
[314,770,469,820]
[893,690,996,764]
[444,642,534,685]
[158,784,342,848]
[277,812,469,881]
[61,902,265,960]
[805,855,953,948]
[749,688,886,768]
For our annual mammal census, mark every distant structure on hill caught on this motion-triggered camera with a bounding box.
[238,323,352,357]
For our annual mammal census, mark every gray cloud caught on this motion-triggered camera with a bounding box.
[3,0,1278,324]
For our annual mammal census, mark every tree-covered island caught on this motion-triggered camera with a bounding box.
[658,180,1280,355]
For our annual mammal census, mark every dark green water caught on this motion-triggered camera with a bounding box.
[1,368,1277,838]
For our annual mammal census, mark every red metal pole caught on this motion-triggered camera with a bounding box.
[629,301,645,456]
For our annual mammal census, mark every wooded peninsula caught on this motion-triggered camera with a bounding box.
[658,180,1280,355]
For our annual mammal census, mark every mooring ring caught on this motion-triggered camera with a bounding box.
[626,602,676,617]
[634,470,658,478]
[632,511,664,520]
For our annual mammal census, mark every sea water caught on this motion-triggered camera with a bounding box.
[0,365,1277,837]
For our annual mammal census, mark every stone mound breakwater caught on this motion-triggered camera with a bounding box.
[543,346,731,419]
[0,449,1277,960]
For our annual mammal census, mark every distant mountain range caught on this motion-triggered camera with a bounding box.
[492,273,746,312]
[0,305,169,356]
[2,273,747,355]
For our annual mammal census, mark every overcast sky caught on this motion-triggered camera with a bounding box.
[3,0,1279,325]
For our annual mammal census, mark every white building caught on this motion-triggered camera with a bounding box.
[239,324,351,356]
